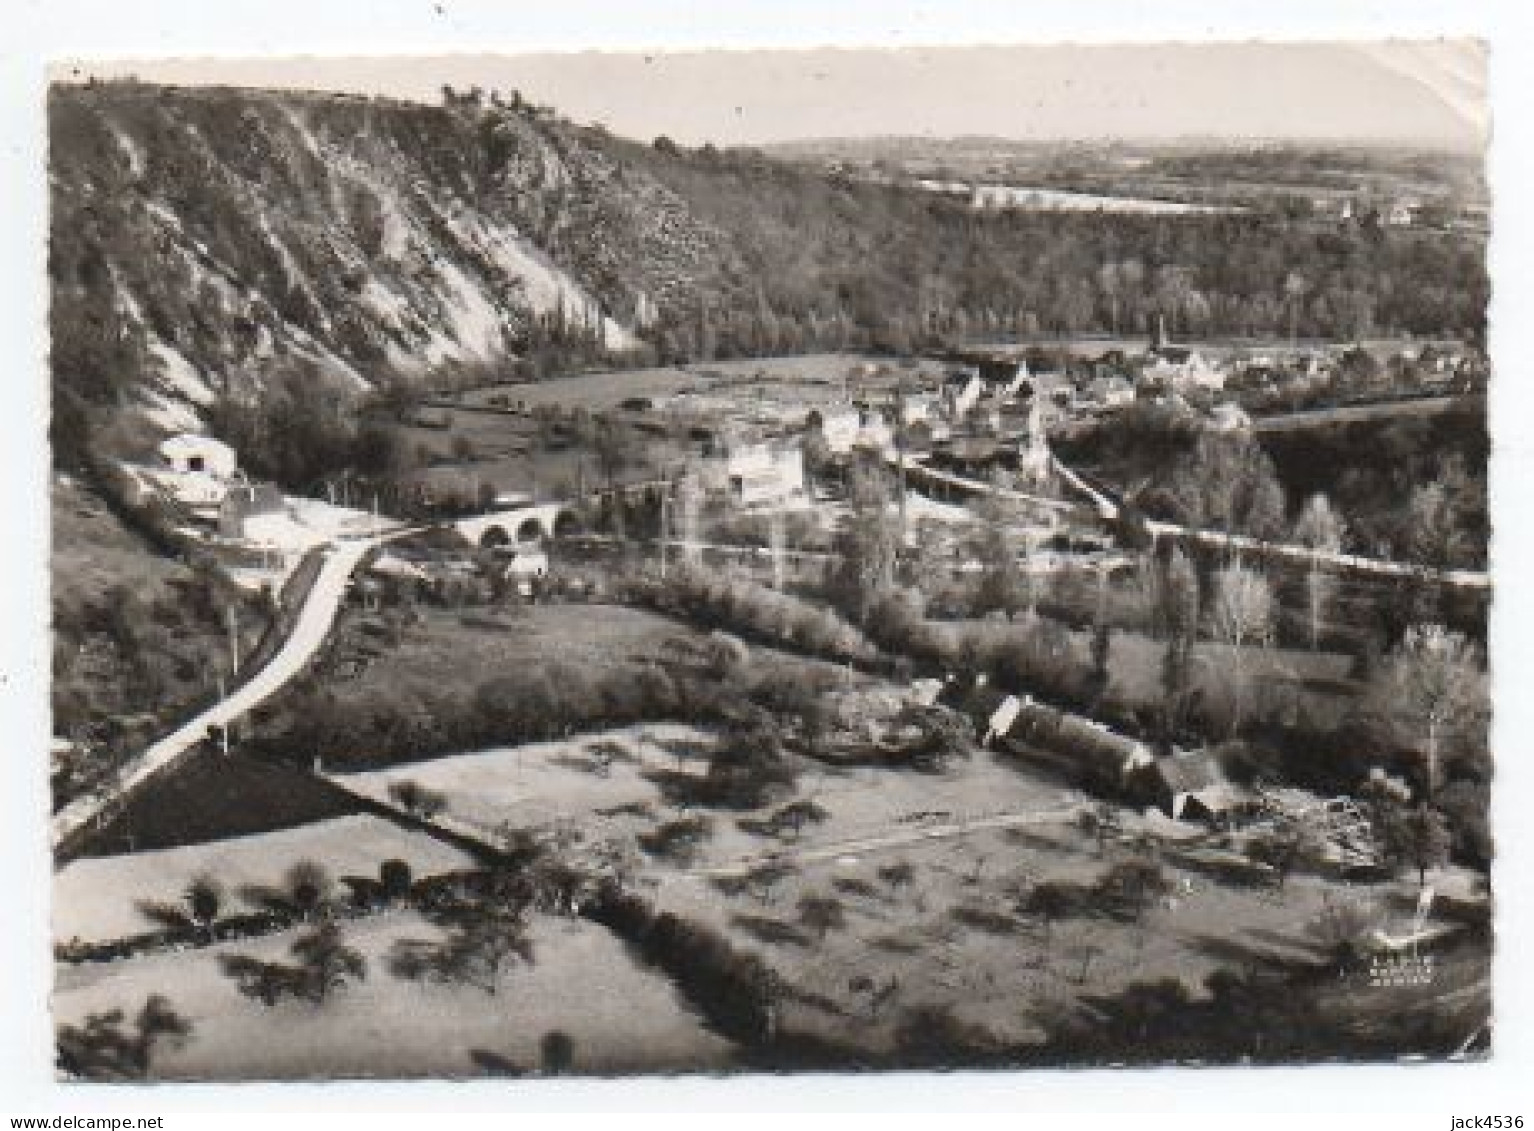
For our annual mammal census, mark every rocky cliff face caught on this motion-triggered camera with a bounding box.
[49,82,728,436]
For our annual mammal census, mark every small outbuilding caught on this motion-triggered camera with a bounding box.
[219,481,288,540]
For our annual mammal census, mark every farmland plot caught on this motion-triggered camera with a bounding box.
[54,911,734,1078]
[54,815,477,945]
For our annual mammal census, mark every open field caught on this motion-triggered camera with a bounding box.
[397,409,694,500]
[650,810,1479,1059]
[68,752,365,859]
[938,616,1358,726]
[337,727,1079,875]
[324,603,691,708]
[400,351,952,499]
[1102,633,1356,727]
[55,815,477,946]
[54,910,734,1078]
[459,353,946,413]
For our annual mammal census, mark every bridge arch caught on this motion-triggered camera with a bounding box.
[460,503,580,549]
[478,524,511,549]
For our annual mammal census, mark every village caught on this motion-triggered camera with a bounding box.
[51,321,1492,1076]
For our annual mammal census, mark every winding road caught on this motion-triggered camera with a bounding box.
[51,533,396,853]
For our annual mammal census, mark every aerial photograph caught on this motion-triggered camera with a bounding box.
[46,41,1492,1079]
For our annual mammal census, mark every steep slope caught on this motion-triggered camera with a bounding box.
[48,82,729,442]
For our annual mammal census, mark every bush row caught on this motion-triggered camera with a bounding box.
[629,565,878,666]
[585,886,776,1047]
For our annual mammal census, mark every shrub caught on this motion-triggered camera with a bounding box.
[637,816,714,865]
[586,887,776,1046]
[379,859,414,902]
[539,1031,575,1075]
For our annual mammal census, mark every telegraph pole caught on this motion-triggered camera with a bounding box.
[894,377,909,540]
[659,487,671,579]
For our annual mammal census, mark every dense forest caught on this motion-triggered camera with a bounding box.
[49,80,1489,470]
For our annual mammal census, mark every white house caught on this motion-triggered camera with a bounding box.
[701,440,806,507]
[1143,349,1225,393]
[822,405,896,454]
[1209,401,1252,433]
[1387,199,1418,227]
[154,433,238,512]
[160,434,237,479]
[819,408,863,454]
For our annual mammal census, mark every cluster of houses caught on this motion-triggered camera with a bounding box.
[661,355,1051,510]
[1014,330,1485,433]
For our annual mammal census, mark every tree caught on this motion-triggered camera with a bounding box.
[56,995,192,1080]
[831,462,903,623]
[797,894,847,940]
[184,874,224,942]
[1283,271,1310,344]
[592,418,639,492]
[1292,493,1347,649]
[1151,549,1201,740]
[1206,563,1276,735]
[284,860,333,921]
[221,923,366,1006]
[290,922,368,1002]
[1394,804,1452,889]
[1023,881,1078,943]
[769,799,830,840]
[390,900,536,997]
[1095,857,1171,922]
[1364,624,1488,796]
[637,816,714,866]
[1171,431,1287,540]
[379,859,414,903]
[971,491,1031,617]
[1308,890,1385,965]
[1405,480,1469,571]
[389,778,447,820]
[1244,821,1323,890]
[540,1030,575,1075]
[877,860,916,895]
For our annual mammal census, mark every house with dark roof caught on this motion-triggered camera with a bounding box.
[1135,750,1255,823]
[1000,699,1155,791]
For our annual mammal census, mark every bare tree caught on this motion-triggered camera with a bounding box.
[1406,480,1469,571]
[1293,493,1347,650]
[1206,563,1276,735]
[1365,624,1488,797]
[1152,549,1200,740]
[1283,271,1310,344]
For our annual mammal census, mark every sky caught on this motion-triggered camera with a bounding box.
[58,40,1486,151]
